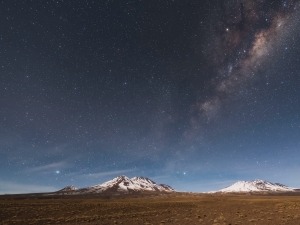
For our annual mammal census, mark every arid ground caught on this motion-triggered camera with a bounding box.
[1,193,300,225]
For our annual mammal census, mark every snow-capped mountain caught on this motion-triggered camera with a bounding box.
[217,179,295,193]
[57,185,78,192]
[59,176,174,194]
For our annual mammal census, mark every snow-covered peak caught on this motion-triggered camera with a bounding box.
[57,185,78,192]
[74,176,175,194]
[101,175,131,186]
[131,176,157,185]
[130,177,175,192]
[218,179,294,193]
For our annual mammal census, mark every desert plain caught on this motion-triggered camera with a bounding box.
[1,192,300,225]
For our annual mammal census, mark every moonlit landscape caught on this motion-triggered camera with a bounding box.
[1,0,300,193]
[1,1,300,224]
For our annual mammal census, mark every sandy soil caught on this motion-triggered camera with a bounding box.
[1,192,300,225]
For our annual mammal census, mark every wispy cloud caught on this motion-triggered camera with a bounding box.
[0,180,57,194]
[24,161,70,173]
[79,169,136,179]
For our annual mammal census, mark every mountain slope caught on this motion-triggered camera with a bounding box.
[218,180,294,193]
[59,176,174,194]
[57,185,78,192]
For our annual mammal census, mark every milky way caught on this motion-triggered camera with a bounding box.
[192,0,300,127]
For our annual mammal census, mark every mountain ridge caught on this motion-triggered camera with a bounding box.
[216,179,295,193]
[58,175,174,194]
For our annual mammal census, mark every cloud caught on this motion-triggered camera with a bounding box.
[24,161,70,174]
[79,168,136,179]
[0,180,57,194]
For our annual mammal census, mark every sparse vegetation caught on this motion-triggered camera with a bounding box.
[1,193,300,225]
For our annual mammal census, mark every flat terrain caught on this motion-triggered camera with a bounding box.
[1,193,300,225]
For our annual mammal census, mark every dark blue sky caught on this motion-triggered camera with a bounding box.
[1,0,300,193]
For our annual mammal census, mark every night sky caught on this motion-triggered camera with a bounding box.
[1,0,300,193]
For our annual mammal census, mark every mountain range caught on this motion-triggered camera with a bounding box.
[58,175,174,194]
[58,176,298,194]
